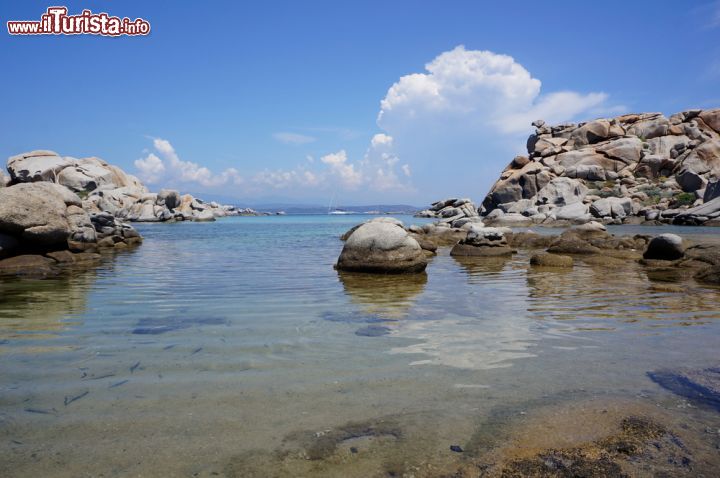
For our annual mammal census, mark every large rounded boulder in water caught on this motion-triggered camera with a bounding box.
[336,220,427,273]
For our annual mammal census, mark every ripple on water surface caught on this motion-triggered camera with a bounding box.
[1,217,719,477]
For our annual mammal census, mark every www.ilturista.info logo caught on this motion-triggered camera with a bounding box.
[7,6,150,36]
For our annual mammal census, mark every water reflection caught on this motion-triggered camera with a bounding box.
[336,271,427,318]
[0,272,96,341]
[452,255,511,275]
[525,260,720,330]
[0,248,137,346]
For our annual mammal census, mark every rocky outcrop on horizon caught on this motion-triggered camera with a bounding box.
[7,150,261,223]
[415,197,483,228]
[480,108,720,226]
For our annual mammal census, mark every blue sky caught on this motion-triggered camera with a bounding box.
[2,1,719,206]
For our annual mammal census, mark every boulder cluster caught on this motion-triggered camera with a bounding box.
[8,150,260,223]
[0,180,141,276]
[480,109,720,226]
[336,214,720,288]
[0,148,258,277]
[415,198,483,228]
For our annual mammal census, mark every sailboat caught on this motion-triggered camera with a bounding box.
[327,192,353,215]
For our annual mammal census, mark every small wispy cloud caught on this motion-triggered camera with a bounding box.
[272,132,316,144]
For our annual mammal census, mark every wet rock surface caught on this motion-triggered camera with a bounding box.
[450,227,513,257]
[529,252,574,268]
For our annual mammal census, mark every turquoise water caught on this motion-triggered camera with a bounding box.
[1,215,719,477]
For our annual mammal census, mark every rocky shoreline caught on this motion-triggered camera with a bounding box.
[0,150,264,277]
[7,150,263,223]
[336,216,719,287]
[418,108,720,228]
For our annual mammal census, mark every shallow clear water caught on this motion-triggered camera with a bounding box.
[1,216,719,477]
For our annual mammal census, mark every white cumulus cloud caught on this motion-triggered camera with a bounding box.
[320,150,364,189]
[378,45,610,136]
[134,153,165,184]
[135,138,243,187]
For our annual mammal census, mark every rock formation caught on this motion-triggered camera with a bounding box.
[449,227,513,257]
[0,181,141,276]
[480,108,720,226]
[7,150,260,223]
[415,198,483,229]
[336,219,428,273]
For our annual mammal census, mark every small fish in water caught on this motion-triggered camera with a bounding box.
[88,373,115,381]
[190,347,203,356]
[64,391,89,406]
[11,440,23,445]
[24,408,56,415]
[109,380,129,389]
[163,344,176,350]
[130,361,141,373]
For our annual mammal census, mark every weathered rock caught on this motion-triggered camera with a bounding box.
[590,197,632,219]
[676,168,707,193]
[569,119,614,146]
[555,202,591,222]
[336,221,427,273]
[626,114,670,139]
[157,189,181,210]
[0,183,77,247]
[699,108,720,134]
[7,150,71,183]
[674,196,720,225]
[704,180,720,202]
[480,108,720,226]
[680,140,720,175]
[57,157,144,193]
[596,137,643,164]
[547,231,602,255]
[450,227,513,257]
[530,252,573,268]
[643,234,685,260]
[536,177,588,206]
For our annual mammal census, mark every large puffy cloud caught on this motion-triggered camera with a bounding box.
[377,45,609,136]
[365,45,618,199]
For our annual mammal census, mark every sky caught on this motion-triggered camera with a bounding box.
[2,1,719,206]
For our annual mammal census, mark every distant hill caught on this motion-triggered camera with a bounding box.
[183,192,421,214]
[272,204,421,215]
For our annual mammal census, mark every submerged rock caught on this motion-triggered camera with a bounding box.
[354,325,391,337]
[336,221,427,273]
[648,366,720,412]
[0,254,56,277]
[694,265,720,285]
[530,252,574,268]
